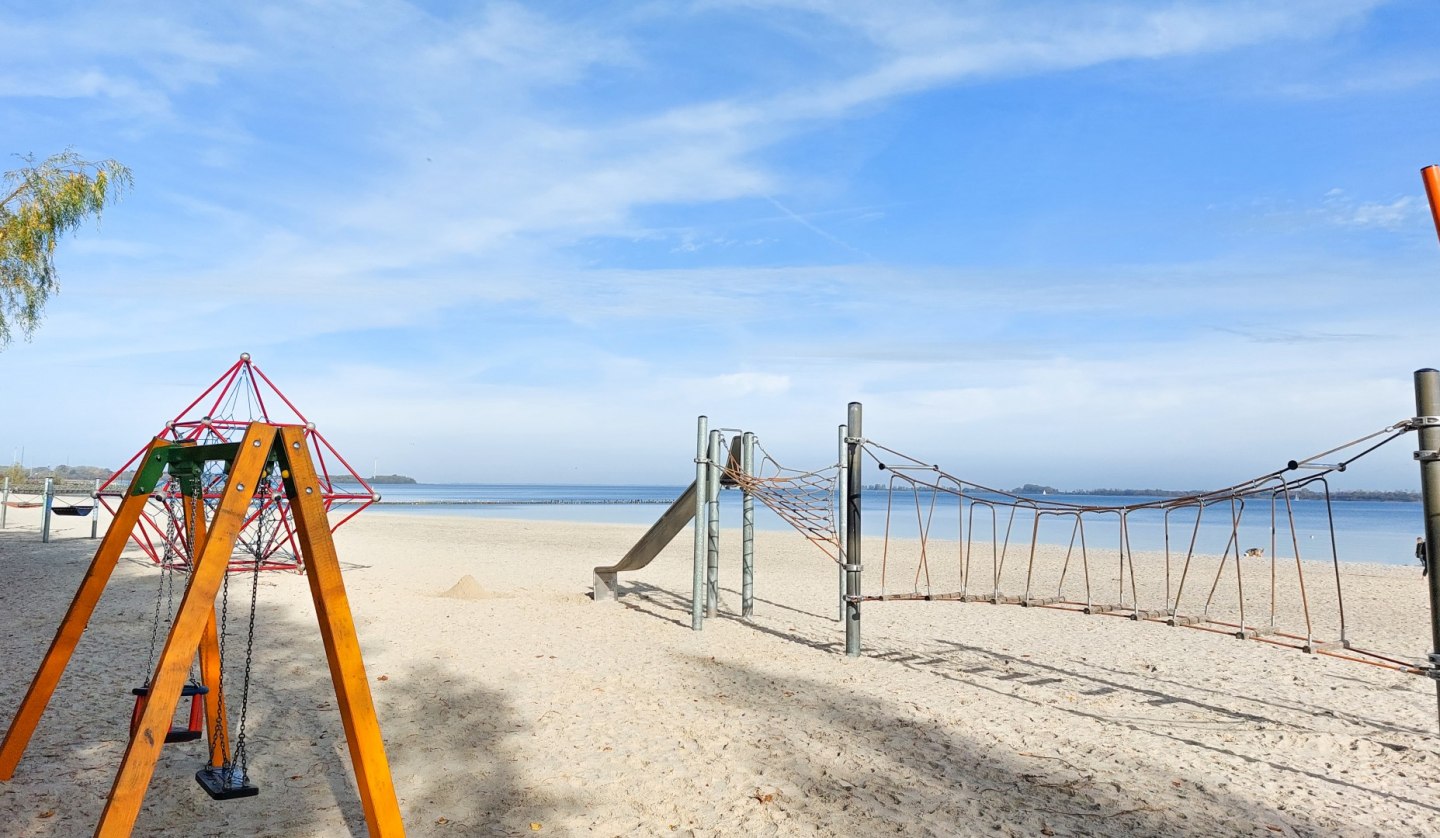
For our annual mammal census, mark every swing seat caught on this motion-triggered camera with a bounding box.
[52,505,93,516]
[130,683,209,744]
[196,765,259,800]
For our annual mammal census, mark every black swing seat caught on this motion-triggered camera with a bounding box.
[130,683,209,744]
[196,765,259,800]
[52,504,93,516]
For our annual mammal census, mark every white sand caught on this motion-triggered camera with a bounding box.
[2,504,1438,837]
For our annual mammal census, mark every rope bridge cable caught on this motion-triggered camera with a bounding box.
[720,438,844,562]
[855,419,1428,674]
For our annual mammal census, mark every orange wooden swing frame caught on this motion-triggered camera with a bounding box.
[0,423,405,837]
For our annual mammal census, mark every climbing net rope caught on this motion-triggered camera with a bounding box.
[859,419,1425,673]
[721,439,843,562]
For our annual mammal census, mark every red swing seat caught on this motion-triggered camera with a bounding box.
[129,683,209,744]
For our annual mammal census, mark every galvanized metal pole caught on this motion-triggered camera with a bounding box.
[1411,369,1440,729]
[41,477,54,544]
[836,423,848,622]
[706,430,722,618]
[741,431,756,618]
[90,479,101,539]
[692,416,709,631]
[1,476,9,529]
[845,403,863,657]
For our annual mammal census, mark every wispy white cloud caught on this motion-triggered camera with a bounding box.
[2,0,1433,492]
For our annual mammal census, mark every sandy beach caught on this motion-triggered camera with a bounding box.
[1,503,1438,837]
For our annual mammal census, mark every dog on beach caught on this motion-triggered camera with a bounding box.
[1243,547,1264,559]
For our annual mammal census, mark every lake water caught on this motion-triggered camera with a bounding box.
[356,483,1427,568]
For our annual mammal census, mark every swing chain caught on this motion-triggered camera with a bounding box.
[232,476,269,773]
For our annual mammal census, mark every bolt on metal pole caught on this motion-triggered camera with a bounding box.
[845,402,863,657]
[692,416,709,631]
[90,479,101,539]
[706,430,722,618]
[41,477,54,543]
[741,431,755,618]
[836,423,848,622]
[1412,369,1440,730]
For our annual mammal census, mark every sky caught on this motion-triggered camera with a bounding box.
[2,0,1439,490]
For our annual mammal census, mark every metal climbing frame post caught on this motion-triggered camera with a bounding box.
[1,476,9,529]
[706,429,722,618]
[837,422,848,622]
[40,478,53,543]
[741,431,756,618]
[692,416,709,631]
[845,402,863,657]
[91,479,100,539]
[1413,368,1440,730]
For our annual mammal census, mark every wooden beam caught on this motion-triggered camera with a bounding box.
[0,437,173,781]
[281,426,405,836]
[95,424,278,837]
[186,494,232,769]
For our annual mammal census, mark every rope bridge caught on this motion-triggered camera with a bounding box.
[719,418,1431,675]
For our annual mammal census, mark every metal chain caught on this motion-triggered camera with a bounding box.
[210,498,232,772]
[144,499,174,681]
[232,474,269,775]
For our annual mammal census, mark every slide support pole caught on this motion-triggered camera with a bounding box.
[692,416,708,631]
[741,431,755,618]
[706,430,722,618]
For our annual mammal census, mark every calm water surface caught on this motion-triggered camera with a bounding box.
[356,483,1427,568]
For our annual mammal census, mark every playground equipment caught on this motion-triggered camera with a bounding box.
[97,353,378,572]
[0,423,405,836]
[1,477,102,541]
[595,418,760,628]
[595,413,858,633]
[604,386,1440,728]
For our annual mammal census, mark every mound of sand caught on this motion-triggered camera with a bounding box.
[437,574,505,601]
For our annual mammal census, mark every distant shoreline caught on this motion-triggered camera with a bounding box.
[867,483,1423,503]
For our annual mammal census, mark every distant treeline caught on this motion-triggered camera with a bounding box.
[1027,486,1421,502]
[8,464,112,480]
[5,465,420,488]
[333,474,418,485]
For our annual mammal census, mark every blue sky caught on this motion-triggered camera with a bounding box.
[2,0,1439,489]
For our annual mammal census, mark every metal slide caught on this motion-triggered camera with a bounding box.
[592,481,698,601]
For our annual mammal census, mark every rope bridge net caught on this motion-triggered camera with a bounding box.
[858,419,1426,674]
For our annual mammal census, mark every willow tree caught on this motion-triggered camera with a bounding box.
[1,150,133,347]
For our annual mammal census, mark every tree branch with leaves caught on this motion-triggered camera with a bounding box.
[0,150,133,347]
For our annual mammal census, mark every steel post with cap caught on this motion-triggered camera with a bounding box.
[836,422,848,622]
[692,416,709,631]
[845,402,863,657]
[741,431,756,618]
[1,476,9,529]
[40,477,53,543]
[91,479,101,539]
[1411,368,1440,729]
[706,429,722,618]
